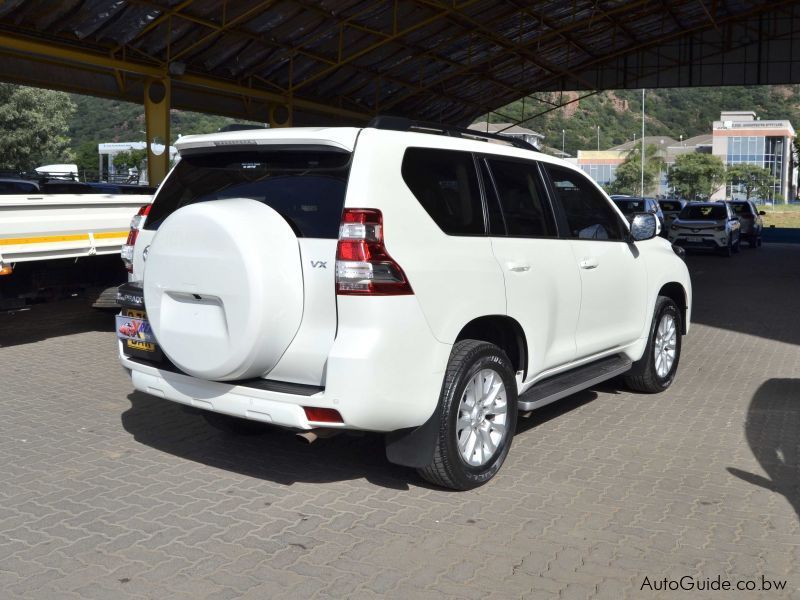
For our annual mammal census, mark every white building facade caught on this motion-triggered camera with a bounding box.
[711,111,795,201]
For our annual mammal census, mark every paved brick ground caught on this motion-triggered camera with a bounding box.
[1,244,799,599]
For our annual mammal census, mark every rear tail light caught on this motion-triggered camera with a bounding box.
[335,208,413,295]
[122,204,152,272]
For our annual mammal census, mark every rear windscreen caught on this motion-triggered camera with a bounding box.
[680,205,726,220]
[145,148,351,238]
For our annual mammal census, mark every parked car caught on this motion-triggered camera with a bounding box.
[669,202,741,256]
[116,118,692,490]
[729,200,765,248]
[611,196,666,236]
[0,178,39,194]
[658,199,687,227]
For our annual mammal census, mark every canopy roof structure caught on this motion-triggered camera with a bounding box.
[0,1,798,128]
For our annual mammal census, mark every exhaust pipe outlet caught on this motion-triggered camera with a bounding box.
[296,431,318,444]
[296,429,341,444]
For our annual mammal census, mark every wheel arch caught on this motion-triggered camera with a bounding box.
[658,282,688,335]
[455,315,528,379]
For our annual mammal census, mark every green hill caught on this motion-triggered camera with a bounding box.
[63,85,800,170]
[488,85,800,156]
[67,94,259,173]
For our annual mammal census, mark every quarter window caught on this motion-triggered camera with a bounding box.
[544,165,624,241]
[486,159,556,237]
[401,148,484,235]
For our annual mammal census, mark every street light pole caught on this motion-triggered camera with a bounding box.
[641,88,646,197]
[562,129,565,155]
[597,125,600,151]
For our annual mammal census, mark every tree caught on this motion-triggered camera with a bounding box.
[0,83,76,171]
[609,143,664,195]
[668,153,726,200]
[112,148,147,171]
[726,163,775,201]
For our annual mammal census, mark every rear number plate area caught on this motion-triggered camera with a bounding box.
[117,309,162,359]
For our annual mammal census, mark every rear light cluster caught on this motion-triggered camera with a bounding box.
[121,204,151,272]
[335,209,413,295]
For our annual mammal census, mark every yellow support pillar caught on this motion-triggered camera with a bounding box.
[144,78,171,186]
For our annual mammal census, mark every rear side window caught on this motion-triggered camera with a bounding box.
[544,165,625,241]
[485,159,556,237]
[401,148,484,235]
[145,149,351,238]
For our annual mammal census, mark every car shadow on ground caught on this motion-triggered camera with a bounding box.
[122,382,608,491]
[121,391,417,490]
[727,378,800,522]
[0,297,115,348]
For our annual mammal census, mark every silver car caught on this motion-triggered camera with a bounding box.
[729,200,765,248]
[669,202,741,256]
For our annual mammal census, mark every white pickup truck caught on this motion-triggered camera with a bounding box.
[0,190,151,277]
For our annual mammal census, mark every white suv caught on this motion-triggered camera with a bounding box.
[117,118,691,490]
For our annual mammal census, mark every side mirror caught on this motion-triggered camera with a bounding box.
[629,212,657,242]
[759,211,766,216]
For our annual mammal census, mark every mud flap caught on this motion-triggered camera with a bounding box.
[384,403,442,468]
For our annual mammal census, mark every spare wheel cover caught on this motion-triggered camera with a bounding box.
[143,198,303,381]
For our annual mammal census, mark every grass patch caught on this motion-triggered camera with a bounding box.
[757,204,800,228]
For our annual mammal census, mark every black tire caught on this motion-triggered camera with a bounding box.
[202,411,269,435]
[720,237,733,257]
[748,236,757,249]
[733,235,741,253]
[625,296,682,393]
[417,340,518,490]
[757,236,763,248]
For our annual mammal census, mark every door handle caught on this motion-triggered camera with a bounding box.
[507,262,531,272]
[579,257,599,270]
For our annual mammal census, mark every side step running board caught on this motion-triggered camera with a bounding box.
[518,354,632,411]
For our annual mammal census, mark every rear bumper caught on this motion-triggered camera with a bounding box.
[120,295,452,432]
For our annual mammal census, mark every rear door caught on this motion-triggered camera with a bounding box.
[135,144,352,384]
[482,156,580,377]
[542,164,648,358]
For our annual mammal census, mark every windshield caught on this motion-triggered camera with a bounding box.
[679,205,726,220]
[612,199,646,214]
[145,148,351,238]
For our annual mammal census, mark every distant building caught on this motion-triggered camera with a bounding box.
[576,150,625,187]
[98,141,178,185]
[468,122,544,149]
[710,111,795,201]
[577,136,677,191]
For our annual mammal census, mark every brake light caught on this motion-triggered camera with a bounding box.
[121,204,152,272]
[335,208,413,295]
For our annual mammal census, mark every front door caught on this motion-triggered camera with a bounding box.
[542,164,648,358]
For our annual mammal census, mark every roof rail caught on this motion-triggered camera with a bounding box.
[366,116,539,152]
